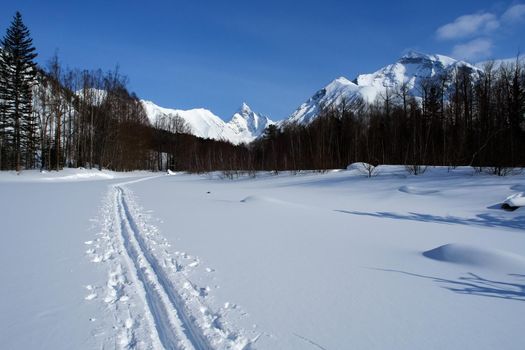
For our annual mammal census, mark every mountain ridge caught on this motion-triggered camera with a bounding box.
[286,51,483,125]
[141,100,274,145]
[142,51,519,143]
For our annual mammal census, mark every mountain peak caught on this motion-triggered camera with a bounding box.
[334,76,352,84]
[228,103,273,141]
[288,51,484,125]
[325,77,354,89]
[400,50,431,60]
[238,102,252,114]
[141,99,273,145]
[399,51,459,67]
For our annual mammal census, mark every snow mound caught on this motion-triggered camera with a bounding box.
[423,244,525,271]
[346,162,371,171]
[0,168,154,183]
[399,185,439,195]
[346,162,379,177]
[42,172,115,181]
[503,192,525,208]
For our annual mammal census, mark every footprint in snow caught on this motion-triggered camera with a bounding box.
[92,255,103,263]
[84,285,98,300]
[85,293,97,300]
[188,260,199,268]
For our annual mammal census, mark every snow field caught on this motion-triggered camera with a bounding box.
[85,177,254,349]
[1,167,525,349]
[130,168,525,349]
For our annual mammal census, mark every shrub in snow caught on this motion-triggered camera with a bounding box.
[347,162,379,178]
[405,164,427,175]
[482,166,519,177]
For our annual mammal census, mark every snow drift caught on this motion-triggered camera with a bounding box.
[423,243,525,271]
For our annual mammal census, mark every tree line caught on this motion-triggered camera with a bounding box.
[1,12,524,175]
[249,60,525,175]
[154,56,525,175]
[0,12,251,173]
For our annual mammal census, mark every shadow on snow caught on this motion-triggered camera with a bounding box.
[335,210,525,231]
[372,268,525,302]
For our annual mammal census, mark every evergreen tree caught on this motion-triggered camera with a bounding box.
[0,11,37,170]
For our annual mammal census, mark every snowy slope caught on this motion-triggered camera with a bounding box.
[475,55,525,70]
[142,100,228,140]
[142,100,274,145]
[75,88,108,106]
[286,77,362,125]
[287,51,482,125]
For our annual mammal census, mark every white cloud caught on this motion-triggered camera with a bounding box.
[436,13,500,40]
[451,38,493,61]
[502,4,525,22]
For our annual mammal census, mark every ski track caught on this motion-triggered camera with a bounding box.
[90,175,252,350]
[115,186,188,349]
[116,184,209,350]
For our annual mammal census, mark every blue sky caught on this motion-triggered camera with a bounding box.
[1,1,524,120]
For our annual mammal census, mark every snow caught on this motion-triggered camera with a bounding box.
[1,167,525,349]
[422,243,525,272]
[346,162,378,175]
[0,174,147,349]
[286,77,361,125]
[475,55,525,70]
[504,192,525,208]
[75,88,108,106]
[0,168,151,182]
[142,100,273,145]
[228,103,273,143]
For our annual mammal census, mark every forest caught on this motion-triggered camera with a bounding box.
[251,60,525,175]
[1,12,524,175]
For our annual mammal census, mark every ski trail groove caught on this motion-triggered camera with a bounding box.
[115,183,212,350]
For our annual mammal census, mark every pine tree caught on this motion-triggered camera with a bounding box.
[0,11,37,171]
[0,47,9,170]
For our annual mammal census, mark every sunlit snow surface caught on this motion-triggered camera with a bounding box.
[1,166,524,349]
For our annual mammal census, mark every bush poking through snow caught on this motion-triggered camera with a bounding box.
[482,166,520,177]
[347,162,379,177]
[220,170,257,180]
[405,164,427,176]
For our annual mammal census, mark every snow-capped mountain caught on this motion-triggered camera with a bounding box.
[287,51,482,125]
[228,103,273,142]
[142,100,273,145]
[475,55,524,70]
